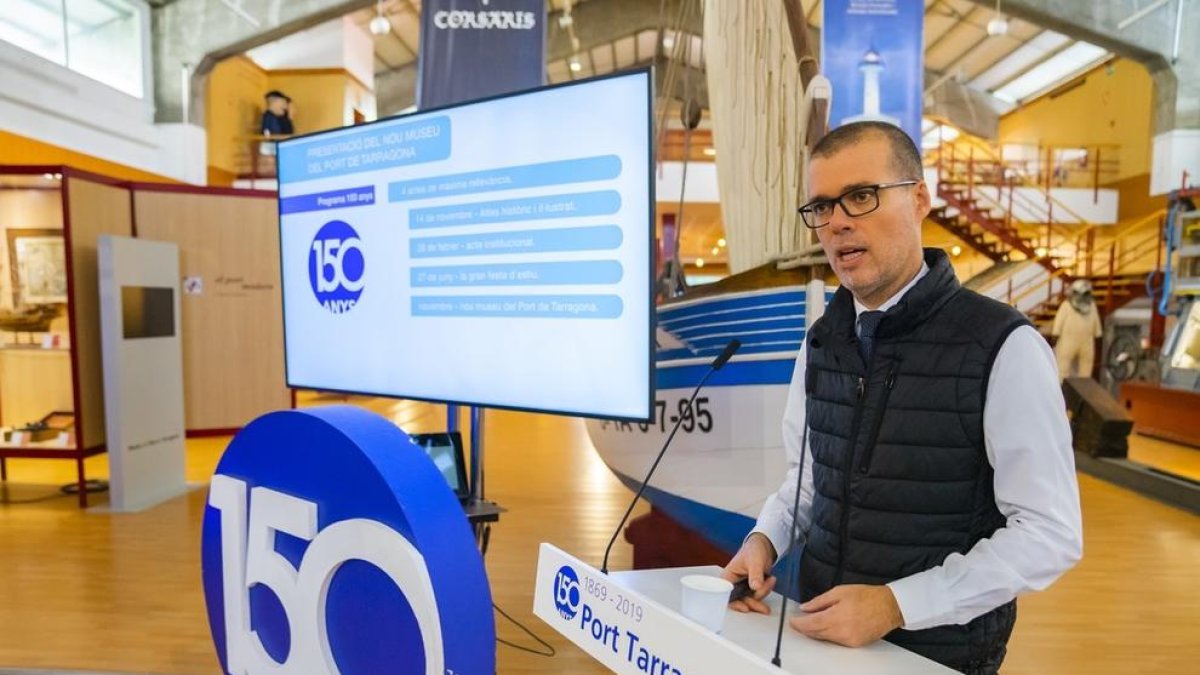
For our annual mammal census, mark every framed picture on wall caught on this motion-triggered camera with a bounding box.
[6,229,67,305]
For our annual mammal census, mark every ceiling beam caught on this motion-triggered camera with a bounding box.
[546,0,702,63]
[925,5,981,56]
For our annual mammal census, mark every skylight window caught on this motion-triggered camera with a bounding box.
[969,31,1072,92]
[992,41,1109,103]
[0,0,145,98]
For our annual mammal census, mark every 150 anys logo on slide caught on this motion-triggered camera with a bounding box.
[310,220,365,313]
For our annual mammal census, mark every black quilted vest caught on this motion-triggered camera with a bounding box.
[798,249,1029,672]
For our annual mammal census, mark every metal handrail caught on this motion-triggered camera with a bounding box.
[933,138,1112,228]
[937,153,1097,227]
[1009,213,1164,313]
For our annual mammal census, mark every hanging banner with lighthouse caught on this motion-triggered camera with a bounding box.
[822,0,924,147]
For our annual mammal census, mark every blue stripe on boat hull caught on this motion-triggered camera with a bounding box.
[656,358,796,390]
[673,316,806,337]
[659,291,807,322]
[687,330,804,349]
[662,305,806,331]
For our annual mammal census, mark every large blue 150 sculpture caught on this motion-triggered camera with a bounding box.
[201,406,494,674]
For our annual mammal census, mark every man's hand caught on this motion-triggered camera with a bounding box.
[721,533,777,614]
[789,585,904,648]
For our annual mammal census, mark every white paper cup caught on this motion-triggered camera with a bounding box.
[680,574,733,633]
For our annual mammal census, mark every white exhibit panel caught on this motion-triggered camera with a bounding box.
[1151,129,1200,196]
[276,71,654,420]
[98,235,187,512]
[532,544,955,674]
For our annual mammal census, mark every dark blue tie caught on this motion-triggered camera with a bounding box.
[858,311,885,362]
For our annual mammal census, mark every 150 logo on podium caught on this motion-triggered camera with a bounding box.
[201,407,494,675]
[554,565,581,620]
[309,220,365,314]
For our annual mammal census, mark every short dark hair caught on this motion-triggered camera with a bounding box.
[265,90,291,102]
[811,121,923,181]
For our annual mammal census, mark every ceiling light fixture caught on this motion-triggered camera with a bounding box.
[702,147,716,157]
[986,0,1008,36]
[569,59,582,72]
[695,258,705,268]
[717,238,726,247]
[369,0,391,36]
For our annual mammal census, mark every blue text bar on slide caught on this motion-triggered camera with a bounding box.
[411,295,623,319]
[280,186,376,214]
[412,261,623,287]
[410,225,623,258]
[409,191,621,229]
[278,116,451,183]
[389,155,622,202]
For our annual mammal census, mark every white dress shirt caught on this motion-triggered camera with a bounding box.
[752,264,1084,630]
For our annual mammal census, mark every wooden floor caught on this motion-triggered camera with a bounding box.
[0,397,1197,674]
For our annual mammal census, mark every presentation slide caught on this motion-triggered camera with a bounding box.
[277,71,653,420]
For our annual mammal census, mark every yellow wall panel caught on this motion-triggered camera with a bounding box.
[998,58,1154,183]
[205,59,366,184]
[205,56,269,179]
[0,132,176,184]
[265,71,355,134]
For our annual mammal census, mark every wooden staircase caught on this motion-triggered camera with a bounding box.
[926,133,1166,332]
[931,183,1057,272]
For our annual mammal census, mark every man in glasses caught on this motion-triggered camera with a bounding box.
[722,121,1082,674]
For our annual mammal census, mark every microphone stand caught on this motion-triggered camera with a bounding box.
[600,340,740,575]
[771,420,809,667]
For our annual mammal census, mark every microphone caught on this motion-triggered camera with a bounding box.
[601,339,741,574]
[710,338,740,371]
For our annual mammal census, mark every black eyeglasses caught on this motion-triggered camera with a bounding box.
[797,180,919,229]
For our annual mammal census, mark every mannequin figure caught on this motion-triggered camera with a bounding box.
[1052,279,1103,379]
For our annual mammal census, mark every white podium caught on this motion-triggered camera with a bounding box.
[533,544,954,674]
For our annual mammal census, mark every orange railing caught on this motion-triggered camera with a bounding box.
[1010,210,1166,317]
[933,136,1120,198]
[930,133,1141,273]
[235,135,288,187]
[926,124,1160,321]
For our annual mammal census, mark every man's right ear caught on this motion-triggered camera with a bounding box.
[913,180,932,218]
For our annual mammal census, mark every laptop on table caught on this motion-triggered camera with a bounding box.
[409,431,472,505]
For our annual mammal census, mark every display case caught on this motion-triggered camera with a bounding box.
[0,165,292,506]
[0,166,129,504]
[0,172,74,439]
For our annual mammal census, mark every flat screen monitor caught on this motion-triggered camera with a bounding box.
[276,70,654,421]
[409,431,469,501]
[121,286,174,339]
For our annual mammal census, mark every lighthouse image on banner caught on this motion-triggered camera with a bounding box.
[842,47,900,127]
[821,0,923,146]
